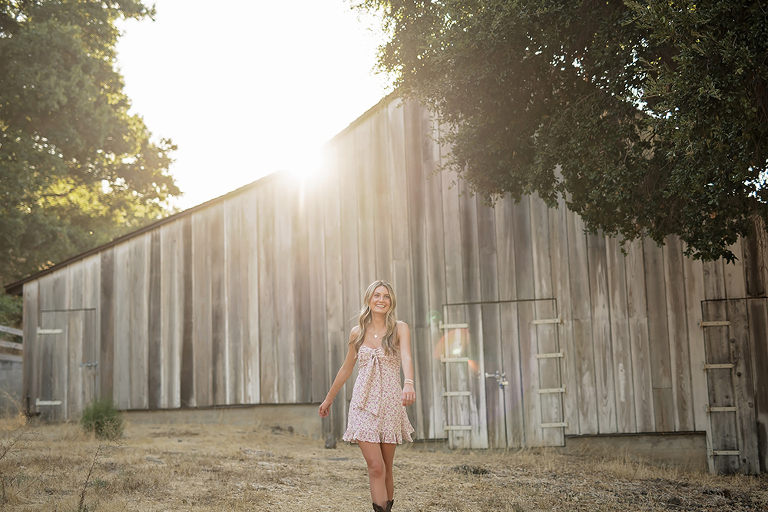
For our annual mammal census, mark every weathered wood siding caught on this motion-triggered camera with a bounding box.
[17,97,767,474]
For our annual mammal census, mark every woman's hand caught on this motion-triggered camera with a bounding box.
[402,383,415,406]
[318,397,333,418]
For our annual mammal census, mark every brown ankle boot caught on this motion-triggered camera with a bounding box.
[372,503,387,512]
[386,499,394,511]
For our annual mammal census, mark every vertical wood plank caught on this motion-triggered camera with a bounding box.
[308,172,328,403]
[457,179,488,448]
[37,276,54,419]
[323,142,346,438]
[529,196,563,445]
[482,303,505,448]
[499,302,524,447]
[68,261,84,308]
[38,309,54,420]
[53,269,68,421]
[423,109,446,438]
[148,230,162,409]
[258,184,278,403]
[66,261,83,419]
[23,282,39,415]
[703,259,727,300]
[356,117,377,288]
[682,250,713,470]
[477,202,499,304]
[160,221,182,409]
[441,151,471,447]
[274,182,297,403]
[494,195,517,302]
[605,236,636,433]
[243,189,260,404]
[724,240,747,299]
[726,300,760,474]
[99,249,115,404]
[192,212,212,407]
[662,236,694,431]
[373,110,395,283]
[513,196,535,301]
[339,130,361,428]
[129,235,149,410]
[404,99,430,438]
[66,310,83,420]
[519,300,544,446]
[113,242,130,409]
[643,241,674,431]
[224,197,245,404]
[82,256,99,408]
[466,303,489,448]
[587,234,617,433]
[293,185,312,403]
[625,241,655,431]
[513,197,541,443]
[567,211,598,434]
[549,194,579,435]
[180,216,195,407]
[742,227,766,298]
[209,203,227,405]
[747,298,768,474]
[159,224,172,409]
[389,100,415,332]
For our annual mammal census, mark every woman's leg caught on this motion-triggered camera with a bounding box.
[358,441,388,507]
[381,443,397,501]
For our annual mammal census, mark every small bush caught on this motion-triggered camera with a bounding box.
[80,399,123,440]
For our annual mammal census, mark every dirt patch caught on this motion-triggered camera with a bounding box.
[1,415,766,511]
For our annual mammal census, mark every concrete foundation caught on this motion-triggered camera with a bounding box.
[564,432,709,471]
[123,403,322,439]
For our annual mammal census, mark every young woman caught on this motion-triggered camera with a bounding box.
[319,280,416,512]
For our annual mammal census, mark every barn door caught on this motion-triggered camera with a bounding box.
[37,310,97,422]
[701,299,760,474]
[497,299,565,449]
[37,311,66,421]
[441,300,565,450]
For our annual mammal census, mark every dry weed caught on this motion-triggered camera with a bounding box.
[0,420,765,511]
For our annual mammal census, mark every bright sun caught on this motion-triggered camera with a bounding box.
[284,145,323,185]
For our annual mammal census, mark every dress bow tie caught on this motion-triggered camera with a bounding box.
[357,347,384,416]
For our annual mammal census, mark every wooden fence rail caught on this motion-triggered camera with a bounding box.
[0,325,23,337]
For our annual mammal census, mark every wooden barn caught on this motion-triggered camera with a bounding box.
[5,96,768,475]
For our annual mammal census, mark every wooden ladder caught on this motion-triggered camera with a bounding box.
[439,322,473,443]
[533,316,568,431]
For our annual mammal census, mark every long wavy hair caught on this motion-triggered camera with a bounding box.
[351,280,398,356]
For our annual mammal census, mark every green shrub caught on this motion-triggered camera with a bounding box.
[80,399,123,440]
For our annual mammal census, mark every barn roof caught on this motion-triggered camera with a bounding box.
[3,172,279,296]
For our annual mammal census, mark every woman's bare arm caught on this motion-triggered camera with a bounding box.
[398,321,416,406]
[318,330,358,417]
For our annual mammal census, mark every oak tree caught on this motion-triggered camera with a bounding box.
[357,0,768,261]
[0,0,179,290]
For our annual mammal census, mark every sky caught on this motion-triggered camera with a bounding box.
[116,1,390,210]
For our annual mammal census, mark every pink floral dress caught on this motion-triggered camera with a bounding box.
[343,346,415,444]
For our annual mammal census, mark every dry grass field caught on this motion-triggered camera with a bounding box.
[1,414,766,512]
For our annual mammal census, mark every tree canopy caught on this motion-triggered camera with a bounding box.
[357,0,768,261]
[0,0,179,289]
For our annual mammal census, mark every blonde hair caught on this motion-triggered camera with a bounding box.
[351,280,398,356]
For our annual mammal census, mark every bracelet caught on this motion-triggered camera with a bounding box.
[404,379,414,385]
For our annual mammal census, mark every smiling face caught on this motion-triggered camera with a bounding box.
[369,285,392,315]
